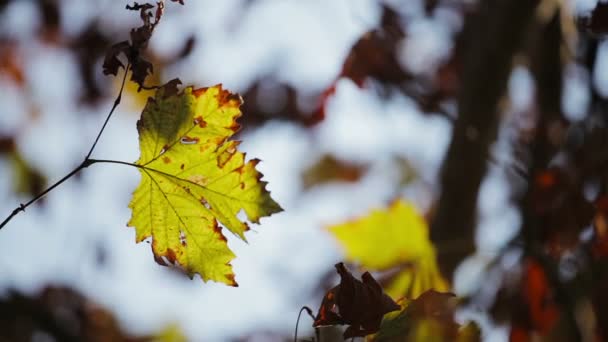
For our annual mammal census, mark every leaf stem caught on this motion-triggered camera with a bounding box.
[87,159,141,169]
[293,306,314,342]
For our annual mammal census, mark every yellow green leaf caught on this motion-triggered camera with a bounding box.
[372,290,463,342]
[151,323,187,342]
[329,200,448,299]
[128,84,282,285]
[456,322,481,342]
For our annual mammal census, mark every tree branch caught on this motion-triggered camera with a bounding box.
[0,64,130,231]
[430,0,540,278]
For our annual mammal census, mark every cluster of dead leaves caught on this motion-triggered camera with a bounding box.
[103,2,178,89]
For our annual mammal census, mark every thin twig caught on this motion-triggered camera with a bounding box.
[0,159,93,230]
[294,306,315,342]
[85,63,130,160]
[0,64,130,231]
[139,84,161,91]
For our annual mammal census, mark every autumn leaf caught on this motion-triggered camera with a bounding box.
[152,323,187,342]
[301,154,368,189]
[329,200,448,299]
[373,290,479,342]
[313,262,400,339]
[121,68,159,110]
[128,83,282,286]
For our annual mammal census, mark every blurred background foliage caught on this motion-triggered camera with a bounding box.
[2,0,608,341]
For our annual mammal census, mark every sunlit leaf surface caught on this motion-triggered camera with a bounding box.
[329,200,448,298]
[128,84,282,285]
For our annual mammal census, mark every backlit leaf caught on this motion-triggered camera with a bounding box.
[329,200,448,299]
[128,84,282,286]
[313,262,400,339]
[372,290,480,342]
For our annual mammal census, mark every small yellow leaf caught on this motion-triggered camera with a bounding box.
[456,322,481,342]
[329,200,448,299]
[120,70,158,110]
[152,323,187,342]
[128,84,282,285]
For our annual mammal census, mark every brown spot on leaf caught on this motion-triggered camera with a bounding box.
[213,224,227,242]
[227,93,244,106]
[180,136,199,144]
[166,248,178,264]
[153,252,167,266]
[188,175,209,186]
[217,150,235,168]
[179,230,187,247]
[194,116,207,128]
[180,163,185,170]
[200,197,211,209]
[225,273,238,287]
[162,156,171,164]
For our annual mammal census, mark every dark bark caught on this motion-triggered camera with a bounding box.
[430,0,540,278]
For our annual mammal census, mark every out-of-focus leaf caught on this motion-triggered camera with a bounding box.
[528,168,593,256]
[329,200,448,299]
[152,323,187,342]
[70,22,112,105]
[103,41,130,76]
[302,154,368,189]
[499,259,561,341]
[10,150,46,197]
[0,286,136,341]
[128,83,282,285]
[592,195,608,258]
[121,67,160,110]
[238,79,324,127]
[456,322,481,342]
[339,5,406,87]
[372,290,467,342]
[0,136,46,197]
[0,286,187,342]
[520,260,559,334]
[313,262,400,339]
[0,40,25,87]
